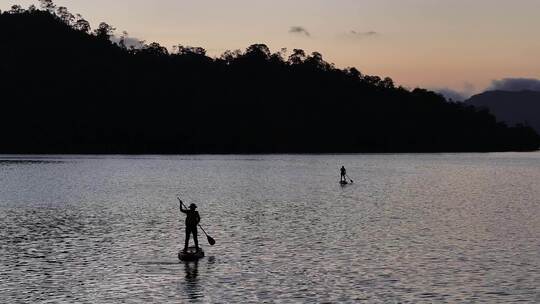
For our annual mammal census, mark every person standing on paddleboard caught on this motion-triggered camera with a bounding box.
[179,201,201,252]
[340,166,347,182]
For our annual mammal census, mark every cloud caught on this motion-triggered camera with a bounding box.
[488,78,540,92]
[436,78,540,101]
[110,35,144,49]
[435,88,469,102]
[289,26,310,37]
[349,30,379,38]
[434,82,476,101]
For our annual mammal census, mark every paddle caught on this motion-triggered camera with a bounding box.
[177,197,216,246]
[346,174,354,183]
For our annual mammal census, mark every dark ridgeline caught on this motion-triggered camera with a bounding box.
[466,90,540,135]
[0,3,539,153]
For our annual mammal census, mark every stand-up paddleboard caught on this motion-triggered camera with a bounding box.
[340,180,349,185]
[178,246,204,261]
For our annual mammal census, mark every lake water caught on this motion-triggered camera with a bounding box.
[1,153,539,303]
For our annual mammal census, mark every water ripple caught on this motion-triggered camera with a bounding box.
[0,153,539,303]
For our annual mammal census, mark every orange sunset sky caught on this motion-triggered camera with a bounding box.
[3,0,540,97]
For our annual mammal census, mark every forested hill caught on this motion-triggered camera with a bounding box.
[466,91,540,134]
[0,4,539,153]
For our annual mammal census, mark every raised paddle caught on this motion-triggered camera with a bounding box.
[177,197,216,246]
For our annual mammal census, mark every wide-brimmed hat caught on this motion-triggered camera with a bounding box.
[189,203,197,209]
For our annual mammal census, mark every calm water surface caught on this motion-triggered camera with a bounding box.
[1,153,539,303]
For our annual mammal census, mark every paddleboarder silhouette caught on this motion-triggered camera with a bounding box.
[340,166,347,182]
[179,200,201,252]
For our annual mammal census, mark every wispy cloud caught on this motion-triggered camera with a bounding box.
[111,35,145,49]
[289,26,310,37]
[488,78,540,92]
[435,88,469,102]
[434,82,476,101]
[435,78,540,101]
[350,30,378,37]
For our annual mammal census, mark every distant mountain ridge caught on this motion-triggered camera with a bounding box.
[466,90,540,133]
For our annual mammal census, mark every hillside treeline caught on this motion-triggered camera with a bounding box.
[0,2,538,153]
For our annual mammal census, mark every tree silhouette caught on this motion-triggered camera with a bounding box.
[245,44,272,60]
[38,0,55,13]
[94,22,115,40]
[9,5,24,14]
[73,15,91,33]
[140,42,169,56]
[56,6,74,25]
[288,49,306,65]
[175,45,207,56]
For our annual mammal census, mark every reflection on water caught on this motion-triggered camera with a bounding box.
[0,160,62,167]
[182,260,201,300]
[1,153,540,303]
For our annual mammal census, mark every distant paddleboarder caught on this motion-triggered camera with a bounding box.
[340,166,347,183]
[179,200,201,252]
